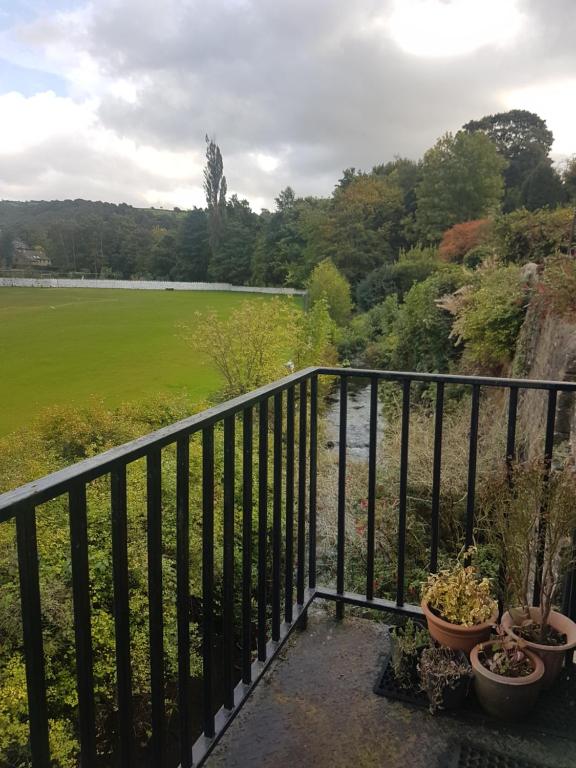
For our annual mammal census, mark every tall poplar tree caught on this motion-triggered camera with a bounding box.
[203,135,227,255]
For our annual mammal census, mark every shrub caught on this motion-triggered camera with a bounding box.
[439,262,528,371]
[439,219,491,263]
[356,246,439,310]
[462,244,495,269]
[182,297,337,398]
[368,268,466,374]
[491,206,572,264]
[307,258,352,326]
[0,394,278,766]
[537,253,576,317]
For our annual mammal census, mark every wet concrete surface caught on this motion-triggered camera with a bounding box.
[206,611,576,768]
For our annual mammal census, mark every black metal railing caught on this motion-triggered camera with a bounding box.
[1,367,576,768]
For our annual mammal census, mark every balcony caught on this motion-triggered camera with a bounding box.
[1,367,575,768]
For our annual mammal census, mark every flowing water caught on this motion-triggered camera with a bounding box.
[323,381,384,461]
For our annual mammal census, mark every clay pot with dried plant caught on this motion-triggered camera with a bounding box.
[470,637,544,719]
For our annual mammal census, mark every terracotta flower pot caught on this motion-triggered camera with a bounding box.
[501,608,576,689]
[470,641,544,720]
[421,600,497,655]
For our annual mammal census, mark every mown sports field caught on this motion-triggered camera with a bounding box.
[0,287,281,436]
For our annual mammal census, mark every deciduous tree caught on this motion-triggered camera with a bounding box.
[415,132,506,242]
[463,110,554,211]
[439,219,491,263]
[307,258,352,325]
[204,135,227,255]
[310,175,404,284]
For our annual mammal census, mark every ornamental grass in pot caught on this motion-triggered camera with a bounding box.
[483,459,576,688]
[470,636,544,720]
[421,548,498,654]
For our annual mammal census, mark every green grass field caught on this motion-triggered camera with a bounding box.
[0,287,278,436]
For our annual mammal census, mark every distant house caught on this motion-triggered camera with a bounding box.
[12,239,51,268]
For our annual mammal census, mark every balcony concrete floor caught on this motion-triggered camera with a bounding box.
[206,610,576,768]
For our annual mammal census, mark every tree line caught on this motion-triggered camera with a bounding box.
[1,110,575,289]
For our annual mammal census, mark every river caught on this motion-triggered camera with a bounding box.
[323,381,384,461]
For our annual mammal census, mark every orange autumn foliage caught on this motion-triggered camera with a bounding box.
[439,219,491,263]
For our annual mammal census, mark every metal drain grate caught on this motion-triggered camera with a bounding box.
[451,741,555,768]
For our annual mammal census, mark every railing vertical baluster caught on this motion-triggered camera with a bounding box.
[506,387,519,477]
[396,380,410,607]
[366,376,378,601]
[297,380,307,605]
[147,448,164,765]
[465,384,480,549]
[202,426,215,738]
[16,505,50,768]
[562,530,576,621]
[336,375,347,620]
[430,382,444,573]
[533,388,557,605]
[223,416,235,709]
[309,375,318,589]
[176,436,192,768]
[285,387,295,622]
[111,464,134,766]
[272,393,283,641]
[499,387,519,612]
[69,481,96,767]
[242,408,253,684]
[567,532,576,625]
[258,400,268,661]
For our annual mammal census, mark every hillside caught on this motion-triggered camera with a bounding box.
[0,199,185,278]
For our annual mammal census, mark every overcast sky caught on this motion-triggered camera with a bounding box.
[1,0,575,211]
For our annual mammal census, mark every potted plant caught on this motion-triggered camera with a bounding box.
[421,548,498,654]
[389,619,430,689]
[483,459,576,687]
[470,636,544,719]
[418,646,472,714]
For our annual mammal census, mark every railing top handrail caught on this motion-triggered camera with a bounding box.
[0,367,316,519]
[2,365,575,518]
[318,367,576,391]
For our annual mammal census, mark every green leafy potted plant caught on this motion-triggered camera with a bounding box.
[421,548,498,654]
[418,646,472,714]
[389,619,430,689]
[484,460,576,687]
[470,635,544,719]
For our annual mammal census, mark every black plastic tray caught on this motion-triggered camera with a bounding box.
[374,652,576,742]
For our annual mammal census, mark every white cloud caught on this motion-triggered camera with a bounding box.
[254,153,281,173]
[142,185,206,209]
[0,89,207,205]
[503,78,576,158]
[0,91,96,152]
[385,0,526,58]
[1,0,576,208]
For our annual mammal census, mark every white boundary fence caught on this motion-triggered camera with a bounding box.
[0,277,305,295]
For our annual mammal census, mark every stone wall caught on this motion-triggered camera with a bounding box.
[514,302,576,461]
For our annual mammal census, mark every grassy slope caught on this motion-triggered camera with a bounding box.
[0,287,277,436]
